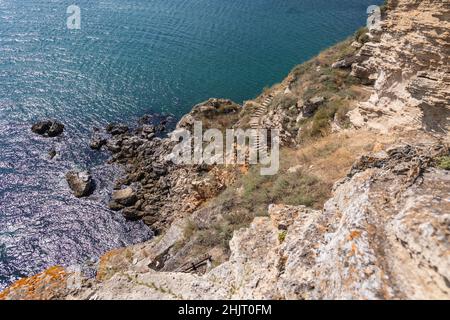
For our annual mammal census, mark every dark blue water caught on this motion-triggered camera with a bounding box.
[0,0,382,289]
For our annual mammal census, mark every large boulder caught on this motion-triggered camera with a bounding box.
[65,170,95,198]
[111,187,137,207]
[297,96,325,119]
[331,55,358,69]
[31,120,64,137]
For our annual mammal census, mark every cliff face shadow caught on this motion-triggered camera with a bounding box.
[420,104,450,135]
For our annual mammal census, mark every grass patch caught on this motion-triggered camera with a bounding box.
[437,156,450,170]
[240,164,330,214]
[355,27,370,44]
[278,231,287,243]
[183,209,254,254]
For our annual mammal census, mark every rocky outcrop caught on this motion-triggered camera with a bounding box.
[303,143,449,299]
[65,170,95,198]
[298,96,325,119]
[0,266,69,300]
[2,0,448,301]
[31,120,64,137]
[101,102,240,233]
[55,143,448,300]
[111,187,137,207]
[350,0,450,135]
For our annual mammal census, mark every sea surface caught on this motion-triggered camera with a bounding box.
[0,0,382,289]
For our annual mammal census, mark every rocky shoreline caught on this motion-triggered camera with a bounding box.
[30,99,242,236]
[4,0,449,300]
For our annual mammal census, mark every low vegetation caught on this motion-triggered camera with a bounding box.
[278,231,287,243]
[355,27,370,44]
[176,34,384,268]
[437,156,450,170]
[288,37,370,142]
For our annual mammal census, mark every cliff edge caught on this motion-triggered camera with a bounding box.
[1,0,449,300]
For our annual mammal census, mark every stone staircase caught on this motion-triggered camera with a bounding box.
[248,94,273,160]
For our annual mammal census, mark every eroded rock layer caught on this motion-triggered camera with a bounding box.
[350,0,450,134]
[1,0,449,301]
[53,143,447,300]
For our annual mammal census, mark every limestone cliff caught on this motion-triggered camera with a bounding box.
[61,144,449,300]
[350,0,450,134]
[1,0,449,300]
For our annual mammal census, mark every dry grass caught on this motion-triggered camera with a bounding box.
[196,131,389,247]
[282,37,375,142]
[168,33,401,269]
[284,130,396,185]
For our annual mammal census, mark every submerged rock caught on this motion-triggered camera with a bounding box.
[48,148,57,160]
[65,170,95,198]
[90,135,107,150]
[31,120,64,137]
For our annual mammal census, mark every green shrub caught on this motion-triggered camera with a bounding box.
[355,27,369,43]
[240,167,330,211]
[278,231,287,243]
[437,156,450,170]
[271,93,298,111]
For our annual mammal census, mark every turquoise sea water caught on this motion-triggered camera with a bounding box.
[0,0,382,289]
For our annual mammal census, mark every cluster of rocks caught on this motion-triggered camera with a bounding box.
[31,120,64,137]
[87,117,177,229]
[92,103,239,233]
[331,55,358,69]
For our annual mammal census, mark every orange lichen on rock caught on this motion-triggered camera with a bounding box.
[0,266,69,300]
[96,247,130,282]
[347,230,362,241]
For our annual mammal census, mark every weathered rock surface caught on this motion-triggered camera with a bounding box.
[298,96,325,118]
[350,0,450,134]
[31,120,64,137]
[3,0,449,301]
[23,143,445,300]
[99,104,240,233]
[65,170,95,198]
